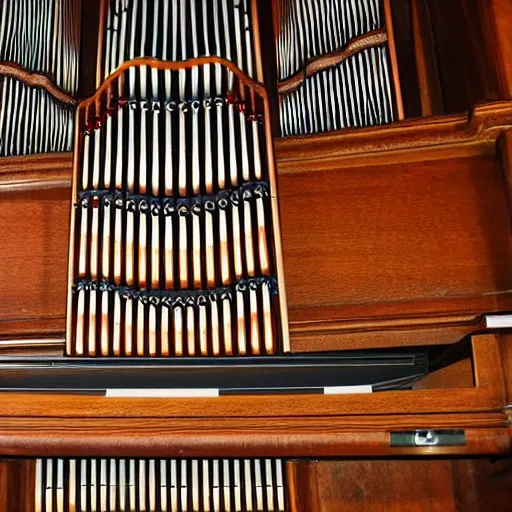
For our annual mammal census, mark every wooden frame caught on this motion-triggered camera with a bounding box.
[0,334,509,457]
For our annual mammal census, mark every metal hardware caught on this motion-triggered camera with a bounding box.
[390,429,465,448]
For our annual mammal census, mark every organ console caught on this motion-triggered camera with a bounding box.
[1,0,512,510]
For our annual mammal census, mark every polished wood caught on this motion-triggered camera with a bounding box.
[0,187,69,339]
[287,461,321,512]
[388,0,422,119]
[0,62,77,105]
[0,460,35,512]
[414,358,474,391]
[0,154,72,193]
[425,0,501,114]
[0,336,509,457]
[309,458,512,512]
[498,129,512,226]
[488,0,512,99]
[277,102,512,351]
[4,104,512,348]
[1,1,512,509]
[383,0,404,120]
[411,0,444,116]
[276,30,388,95]
[497,333,512,405]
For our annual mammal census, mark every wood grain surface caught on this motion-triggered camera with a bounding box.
[3,104,512,350]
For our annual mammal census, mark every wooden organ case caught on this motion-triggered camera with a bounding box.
[1,0,512,510]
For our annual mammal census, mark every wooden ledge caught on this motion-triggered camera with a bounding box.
[275,101,512,169]
[0,415,508,458]
[0,153,73,192]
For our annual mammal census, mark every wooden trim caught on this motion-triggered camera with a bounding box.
[0,387,502,419]
[498,129,512,227]
[0,153,73,192]
[80,56,269,111]
[0,338,64,350]
[286,461,322,512]
[472,335,506,401]
[277,30,388,96]
[0,321,65,342]
[383,0,404,120]
[0,62,77,106]
[487,0,512,99]
[96,0,109,88]
[0,416,507,458]
[66,108,82,357]
[497,334,512,406]
[264,90,291,352]
[288,293,512,351]
[275,101,512,166]
[411,0,444,116]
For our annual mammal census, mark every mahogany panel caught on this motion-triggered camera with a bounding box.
[281,153,511,307]
[0,459,34,512]
[2,106,512,349]
[451,458,512,511]
[287,461,322,512]
[316,459,456,512]
[413,358,474,390]
[279,151,512,350]
[312,458,512,512]
[0,188,70,338]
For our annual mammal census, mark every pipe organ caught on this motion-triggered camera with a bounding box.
[0,0,79,156]
[1,0,512,510]
[275,0,403,136]
[35,458,287,512]
[68,59,288,357]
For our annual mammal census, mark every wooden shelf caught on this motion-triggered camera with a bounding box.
[0,335,509,457]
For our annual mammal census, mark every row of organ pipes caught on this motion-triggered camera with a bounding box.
[35,458,286,512]
[69,0,284,357]
[0,0,79,155]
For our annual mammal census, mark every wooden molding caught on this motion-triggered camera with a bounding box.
[277,30,388,96]
[0,336,508,456]
[0,153,73,192]
[0,414,507,458]
[0,62,76,106]
[275,101,512,169]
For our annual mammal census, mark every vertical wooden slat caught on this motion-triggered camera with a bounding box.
[383,0,405,120]
[286,461,321,512]
[410,0,443,116]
